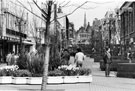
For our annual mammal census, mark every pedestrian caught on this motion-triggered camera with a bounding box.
[68,48,76,65]
[10,51,15,65]
[6,52,12,65]
[127,51,133,63]
[103,47,112,77]
[61,49,70,65]
[74,48,85,68]
[14,53,19,65]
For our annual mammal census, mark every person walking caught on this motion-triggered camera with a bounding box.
[74,48,85,68]
[68,48,76,65]
[6,52,12,65]
[127,51,132,63]
[103,47,112,77]
[61,49,70,65]
[10,51,15,65]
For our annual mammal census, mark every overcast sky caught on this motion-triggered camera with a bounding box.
[25,0,134,30]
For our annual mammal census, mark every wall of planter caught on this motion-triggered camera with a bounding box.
[117,63,135,78]
[0,75,92,84]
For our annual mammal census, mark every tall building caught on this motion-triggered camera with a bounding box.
[84,12,87,29]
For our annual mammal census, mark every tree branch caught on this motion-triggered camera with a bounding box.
[51,1,88,22]
[61,1,71,7]
[63,0,114,9]
[10,1,23,8]
[63,4,97,10]
[87,1,114,4]
[60,1,88,16]
[27,1,33,12]
[32,0,48,17]
[59,1,66,6]
[51,0,114,22]
[16,0,45,21]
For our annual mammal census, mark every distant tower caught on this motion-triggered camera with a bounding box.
[84,12,87,29]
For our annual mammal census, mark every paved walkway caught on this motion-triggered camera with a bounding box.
[90,60,135,91]
[0,57,135,91]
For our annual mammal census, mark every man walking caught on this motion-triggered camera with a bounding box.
[74,48,85,68]
[103,47,112,77]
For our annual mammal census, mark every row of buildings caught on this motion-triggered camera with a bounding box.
[75,1,135,56]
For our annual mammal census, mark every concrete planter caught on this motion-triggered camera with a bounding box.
[0,76,12,84]
[0,75,92,84]
[27,77,42,85]
[78,75,92,83]
[12,77,29,84]
[63,75,92,83]
[63,76,79,83]
[117,63,135,78]
[48,76,64,84]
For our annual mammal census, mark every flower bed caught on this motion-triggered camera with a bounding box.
[0,65,92,84]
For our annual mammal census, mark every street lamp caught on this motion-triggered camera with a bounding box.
[15,17,27,54]
[106,16,114,49]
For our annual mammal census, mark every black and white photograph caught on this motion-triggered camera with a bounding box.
[0,0,134,91]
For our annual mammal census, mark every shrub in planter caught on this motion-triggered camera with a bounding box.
[58,65,79,76]
[32,73,43,77]
[48,69,65,76]
[13,70,32,77]
[30,53,44,75]
[0,65,19,76]
[0,69,14,76]
[16,53,29,69]
[58,65,91,76]
[49,54,61,71]
[78,68,91,75]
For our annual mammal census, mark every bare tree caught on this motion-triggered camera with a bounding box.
[27,1,41,49]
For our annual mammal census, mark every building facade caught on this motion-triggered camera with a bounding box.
[0,0,44,62]
[0,0,29,62]
[120,2,135,52]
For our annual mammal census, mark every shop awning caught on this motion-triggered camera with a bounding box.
[23,40,35,45]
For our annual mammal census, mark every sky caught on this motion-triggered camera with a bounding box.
[23,0,134,30]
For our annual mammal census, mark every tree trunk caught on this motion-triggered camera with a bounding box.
[41,45,50,91]
[41,22,50,90]
[41,1,52,90]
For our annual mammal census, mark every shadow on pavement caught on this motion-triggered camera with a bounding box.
[18,89,65,91]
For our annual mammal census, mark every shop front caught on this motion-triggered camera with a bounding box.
[0,36,34,63]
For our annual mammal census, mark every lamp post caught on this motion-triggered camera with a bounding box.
[15,17,27,54]
[115,9,122,55]
[106,17,113,49]
[108,19,111,49]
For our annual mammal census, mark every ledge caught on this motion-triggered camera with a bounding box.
[0,75,92,84]
[117,63,135,78]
